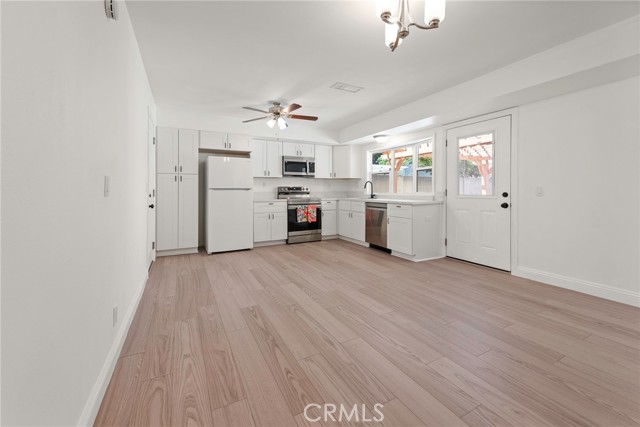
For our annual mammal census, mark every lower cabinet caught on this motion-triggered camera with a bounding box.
[387,203,444,260]
[321,200,337,236]
[388,216,413,255]
[338,200,365,242]
[254,202,287,243]
[157,172,198,252]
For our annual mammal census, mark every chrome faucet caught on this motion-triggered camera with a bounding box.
[364,180,374,199]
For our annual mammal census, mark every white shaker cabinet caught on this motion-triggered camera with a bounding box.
[321,200,337,236]
[388,216,413,255]
[254,201,287,242]
[157,127,199,254]
[333,145,362,179]
[315,145,333,178]
[338,200,365,242]
[252,139,282,178]
[283,142,314,158]
[386,203,444,261]
[200,131,251,152]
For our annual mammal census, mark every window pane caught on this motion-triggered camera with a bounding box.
[371,151,391,193]
[458,133,494,196]
[417,142,433,193]
[417,169,432,193]
[393,146,413,193]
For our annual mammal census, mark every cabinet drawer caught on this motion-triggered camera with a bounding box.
[351,201,365,213]
[321,200,337,210]
[254,201,286,214]
[388,204,413,219]
[339,200,351,211]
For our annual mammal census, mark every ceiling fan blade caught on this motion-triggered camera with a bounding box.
[243,106,270,114]
[282,103,302,114]
[290,114,318,121]
[242,116,269,123]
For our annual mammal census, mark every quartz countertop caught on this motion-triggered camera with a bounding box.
[336,197,443,206]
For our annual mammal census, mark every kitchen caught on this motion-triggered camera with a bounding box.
[155,128,444,262]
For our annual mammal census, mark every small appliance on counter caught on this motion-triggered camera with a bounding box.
[206,155,253,254]
[277,186,322,244]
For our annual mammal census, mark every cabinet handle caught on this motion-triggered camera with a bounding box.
[268,170,270,176]
[174,175,177,182]
[264,170,266,176]
[268,203,274,205]
[396,205,402,208]
[174,166,177,172]
[180,176,182,182]
[387,218,389,224]
[180,165,182,172]
[229,142,231,149]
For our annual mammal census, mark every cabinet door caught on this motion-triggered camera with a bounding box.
[388,216,413,255]
[253,213,271,243]
[314,145,332,178]
[200,131,227,150]
[251,139,267,177]
[157,127,179,174]
[178,174,199,248]
[266,140,283,177]
[332,145,349,178]
[282,142,298,157]
[338,210,351,239]
[227,133,251,152]
[322,209,337,236]
[157,174,179,250]
[299,143,315,158]
[178,129,199,174]
[351,211,366,242]
[271,212,288,240]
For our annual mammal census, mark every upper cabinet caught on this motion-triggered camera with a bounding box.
[200,131,251,152]
[314,144,333,178]
[282,142,314,158]
[333,145,361,179]
[251,139,282,178]
[157,127,198,174]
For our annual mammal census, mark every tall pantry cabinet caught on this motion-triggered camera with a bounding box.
[156,127,199,254]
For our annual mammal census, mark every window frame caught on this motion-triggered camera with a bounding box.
[368,137,435,196]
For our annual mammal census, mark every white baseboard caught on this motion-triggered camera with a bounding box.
[76,271,149,426]
[157,247,198,257]
[392,252,445,263]
[253,240,286,247]
[512,266,640,307]
[338,236,369,247]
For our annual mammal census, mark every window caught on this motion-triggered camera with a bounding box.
[369,138,434,194]
[457,133,493,196]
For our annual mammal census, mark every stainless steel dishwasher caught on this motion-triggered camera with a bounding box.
[365,202,388,248]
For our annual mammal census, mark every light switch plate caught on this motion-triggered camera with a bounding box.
[104,176,110,197]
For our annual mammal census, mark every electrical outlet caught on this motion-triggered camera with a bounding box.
[112,306,118,327]
[104,176,110,197]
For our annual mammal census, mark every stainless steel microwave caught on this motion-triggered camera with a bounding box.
[283,157,315,177]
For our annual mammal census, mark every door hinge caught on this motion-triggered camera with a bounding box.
[444,238,448,246]
[444,189,448,197]
[153,136,156,145]
[152,241,155,250]
[445,139,448,147]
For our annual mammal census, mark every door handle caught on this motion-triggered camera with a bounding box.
[501,202,509,208]
[149,204,155,209]
[502,192,509,197]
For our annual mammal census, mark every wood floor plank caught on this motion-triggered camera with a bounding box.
[343,338,467,427]
[171,319,214,427]
[129,374,172,427]
[94,354,143,427]
[227,328,297,427]
[460,405,514,427]
[197,304,246,409]
[140,296,175,381]
[211,399,256,427]
[205,268,247,332]
[378,399,426,427]
[241,305,323,415]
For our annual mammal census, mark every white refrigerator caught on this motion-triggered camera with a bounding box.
[205,156,254,254]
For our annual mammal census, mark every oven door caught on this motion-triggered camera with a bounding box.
[283,157,311,176]
[287,203,322,236]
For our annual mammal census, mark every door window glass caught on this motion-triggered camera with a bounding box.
[458,133,494,196]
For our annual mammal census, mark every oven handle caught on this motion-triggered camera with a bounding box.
[288,205,322,210]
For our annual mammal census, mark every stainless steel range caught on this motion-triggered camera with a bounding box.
[277,186,322,244]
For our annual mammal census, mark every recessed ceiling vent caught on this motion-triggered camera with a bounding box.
[330,82,364,93]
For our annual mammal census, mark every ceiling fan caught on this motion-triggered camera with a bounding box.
[242,101,318,129]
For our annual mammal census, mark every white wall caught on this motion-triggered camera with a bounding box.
[1,2,155,425]
[514,77,640,305]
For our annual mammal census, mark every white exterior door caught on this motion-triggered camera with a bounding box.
[446,116,511,270]
[146,116,156,268]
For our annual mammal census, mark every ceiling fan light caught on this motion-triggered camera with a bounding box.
[277,117,287,130]
[425,0,446,25]
[266,118,276,128]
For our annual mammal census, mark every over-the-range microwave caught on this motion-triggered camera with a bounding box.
[283,157,315,177]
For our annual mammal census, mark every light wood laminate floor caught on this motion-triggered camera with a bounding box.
[95,240,640,427]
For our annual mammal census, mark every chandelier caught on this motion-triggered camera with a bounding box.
[376,0,446,51]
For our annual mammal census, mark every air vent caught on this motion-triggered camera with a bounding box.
[330,82,364,93]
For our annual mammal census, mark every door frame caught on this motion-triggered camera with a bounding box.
[147,108,157,269]
[442,107,519,272]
